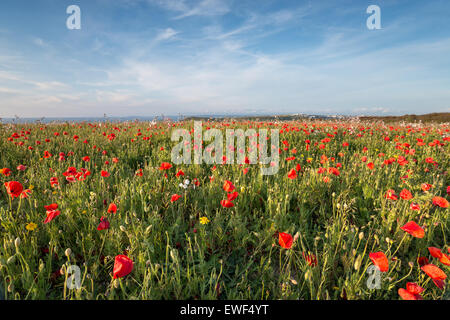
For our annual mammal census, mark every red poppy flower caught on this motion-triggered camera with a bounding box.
[397,156,408,166]
[227,192,238,201]
[223,180,235,192]
[439,254,450,266]
[63,167,77,176]
[432,196,449,208]
[428,247,443,259]
[302,252,318,266]
[287,169,297,179]
[278,232,293,249]
[421,183,432,191]
[16,165,26,171]
[399,189,413,200]
[44,209,60,224]
[421,264,447,280]
[82,156,90,162]
[398,288,423,300]
[369,252,389,272]
[113,255,133,279]
[385,189,398,200]
[410,203,420,211]
[220,200,234,208]
[0,168,12,176]
[20,189,32,199]
[50,177,59,187]
[97,216,110,231]
[107,203,117,214]
[43,150,52,158]
[367,162,374,170]
[328,167,340,176]
[4,181,23,198]
[176,170,185,177]
[159,162,172,170]
[101,170,110,177]
[406,282,424,295]
[171,194,182,202]
[401,221,425,238]
[45,203,58,211]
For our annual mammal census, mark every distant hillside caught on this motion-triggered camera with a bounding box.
[358,112,450,123]
[185,112,450,123]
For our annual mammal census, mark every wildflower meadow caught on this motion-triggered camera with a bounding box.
[0,119,448,300]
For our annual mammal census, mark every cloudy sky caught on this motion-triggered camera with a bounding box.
[0,0,449,118]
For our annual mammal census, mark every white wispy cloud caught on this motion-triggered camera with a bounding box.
[32,37,47,47]
[147,0,230,19]
[155,28,179,41]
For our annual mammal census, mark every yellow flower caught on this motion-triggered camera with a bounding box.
[199,217,210,225]
[82,210,87,214]
[26,222,37,231]
[29,185,34,190]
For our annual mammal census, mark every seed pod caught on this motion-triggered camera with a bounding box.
[14,237,21,250]
[7,256,15,265]
[65,248,72,257]
[354,254,362,271]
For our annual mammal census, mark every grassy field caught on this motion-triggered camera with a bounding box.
[0,119,448,300]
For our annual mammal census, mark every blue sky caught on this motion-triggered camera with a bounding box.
[0,0,449,117]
